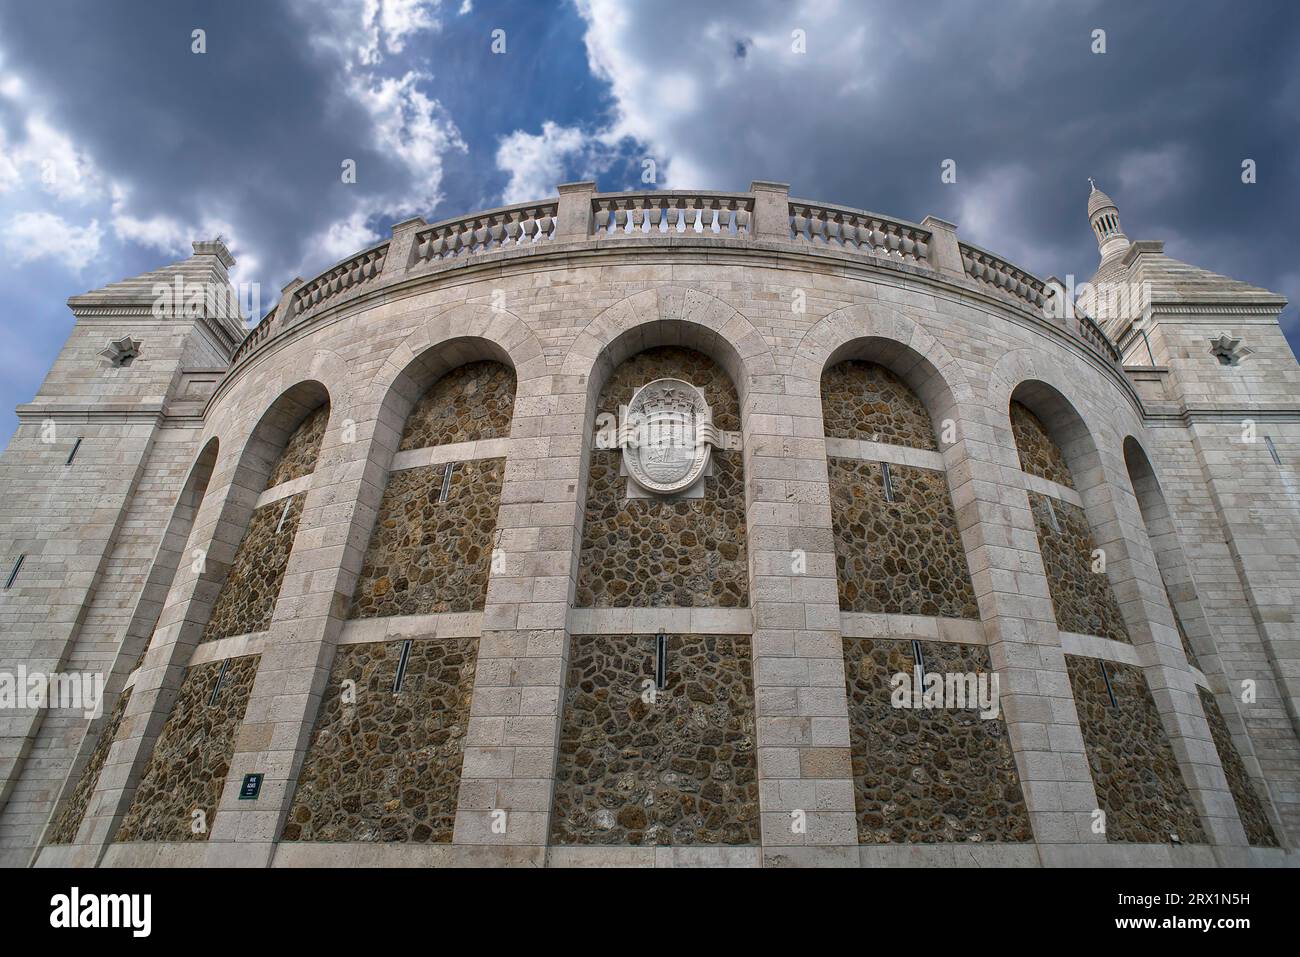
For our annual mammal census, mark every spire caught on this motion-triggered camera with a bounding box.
[1087,178,1129,264]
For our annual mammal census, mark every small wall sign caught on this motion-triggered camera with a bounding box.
[239,773,264,800]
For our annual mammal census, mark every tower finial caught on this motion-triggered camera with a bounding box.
[1086,181,1128,265]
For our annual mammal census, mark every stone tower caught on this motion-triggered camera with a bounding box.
[0,240,242,866]
[1080,184,1300,845]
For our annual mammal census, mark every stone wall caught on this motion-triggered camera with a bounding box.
[45,688,133,844]
[265,404,328,489]
[829,458,977,618]
[1029,492,1130,643]
[843,637,1032,843]
[400,360,515,450]
[116,655,260,842]
[1010,401,1074,487]
[576,345,748,608]
[576,450,748,607]
[1198,687,1278,847]
[550,634,759,846]
[348,458,504,618]
[1065,654,1206,844]
[203,493,305,641]
[822,360,937,449]
[282,637,477,843]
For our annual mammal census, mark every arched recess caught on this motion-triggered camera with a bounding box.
[551,288,766,848]
[282,317,536,847]
[1005,377,1130,645]
[1122,437,1280,848]
[201,380,332,643]
[816,323,1029,845]
[111,381,334,844]
[997,364,1207,845]
[1122,436,1208,668]
[794,302,976,432]
[348,336,518,620]
[42,437,220,847]
[819,342,977,620]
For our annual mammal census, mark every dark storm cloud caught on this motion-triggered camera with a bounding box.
[0,0,456,280]
[575,0,1300,342]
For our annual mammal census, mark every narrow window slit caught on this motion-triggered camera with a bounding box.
[438,462,456,504]
[655,632,668,690]
[65,437,82,466]
[275,497,293,534]
[5,554,25,588]
[1099,660,1118,709]
[911,639,925,674]
[1045,497,1061,534]
[208,658,231,706]
[882,461,895,502]
[1264,436,1281,466]
[393,638,413,693]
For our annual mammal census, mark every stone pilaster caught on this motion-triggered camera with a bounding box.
[452,359,575,855]
[746,370,858,864]
[948,401,1104,852]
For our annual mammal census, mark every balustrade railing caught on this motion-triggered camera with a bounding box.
[292,243,389,316]
[788,201,930,265]
[230,311,275,366]
[228,186,1123,373]
[412,201,558,263]
[1078,310,1124,364]
[959,243,1048,311]
[591,192,753,237]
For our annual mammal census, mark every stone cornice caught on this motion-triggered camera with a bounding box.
[211,234,1144,418]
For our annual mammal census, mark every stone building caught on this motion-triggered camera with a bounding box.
[1,180,1296,867]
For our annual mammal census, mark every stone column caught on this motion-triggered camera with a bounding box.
[451,359,578,858]
[947,402,1105,857]
[746,370,858,865]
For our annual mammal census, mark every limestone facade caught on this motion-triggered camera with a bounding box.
[1,181,1296,868]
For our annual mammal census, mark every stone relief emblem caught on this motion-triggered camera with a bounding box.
[616,378,726,498]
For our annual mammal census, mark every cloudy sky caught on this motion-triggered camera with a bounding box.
[1,0,1296,441]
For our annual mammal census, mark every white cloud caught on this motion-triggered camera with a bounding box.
[352,72,465,192]
[360,0,444,64]
[574,0,880,189]
[0,87,106,203]
[3,211,102,271]
[311,210,384,268]
[496,122,590,204]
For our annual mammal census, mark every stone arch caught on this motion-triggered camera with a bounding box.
[562,286,775,424]
[371,303,545,459]
[810,315,979,620]
[997,374,1129,644]
[555,288,764,847]
[200,379,333,643]
[988,349,1111,484]
[796,301,975,431]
